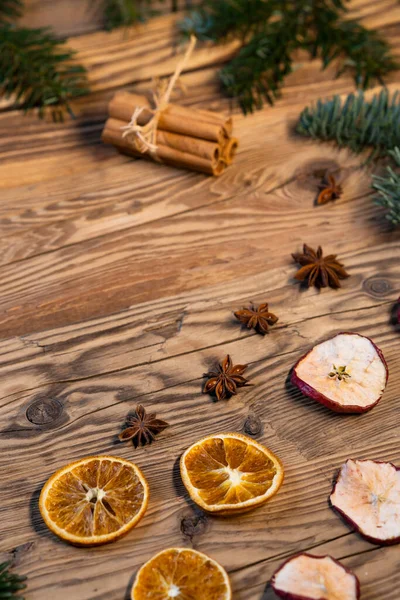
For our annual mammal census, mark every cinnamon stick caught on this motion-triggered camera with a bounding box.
[102,118,224,176]
[104,90,236,175]
[164,104,233,137]
[108,91,229,144]
[106,93,222,165]
[222,137,239,165]
[156,130,220,164]
[108,91,152,125]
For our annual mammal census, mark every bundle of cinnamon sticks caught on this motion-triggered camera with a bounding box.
[102,91,238,176]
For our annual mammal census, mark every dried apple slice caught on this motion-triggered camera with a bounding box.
[330,459,400,545]
[271,553,360,600]
[291,332,388,413]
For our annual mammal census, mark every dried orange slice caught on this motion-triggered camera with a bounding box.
[131,547,231,600]
[39,455,149,546]
[180,432,284,514]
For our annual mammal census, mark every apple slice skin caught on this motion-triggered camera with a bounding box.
[291,332,388,414]
[330,459,400,546]
[270,553,360,600]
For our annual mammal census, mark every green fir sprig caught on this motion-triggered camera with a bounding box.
[297,89,400,225]
[297,89,400,158]
[0,0,88,120]
[181,0,398,113]
[0,0,22,22]
[220,21,295,112]
[102,0,158,29]
[0,562,26,600]
[373,147,400,225]
[104,0,198,29]
[180,0,278,42]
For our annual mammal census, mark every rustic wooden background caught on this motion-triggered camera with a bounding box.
[1,1,400,599]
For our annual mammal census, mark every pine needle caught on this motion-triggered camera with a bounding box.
[180,0,277,42]
[102,0,165,30]
[297,89,400,158]
[0,562,26,600]
[102,0,142,29]
[0,0,23,23]
[373,147,400,225]
[181,0,398,113]
[0,24,89,120]
[220,23,294,114]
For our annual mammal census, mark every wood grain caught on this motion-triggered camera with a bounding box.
[19,0,104,37]
[19,0,197,38]
[1,1,400,599]
[1,81,399,337]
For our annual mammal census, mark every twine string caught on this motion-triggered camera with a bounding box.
[121,35,197,156]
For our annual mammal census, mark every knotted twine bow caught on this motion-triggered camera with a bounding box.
[121,35,197,157]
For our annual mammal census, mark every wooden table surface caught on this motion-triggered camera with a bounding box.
[1,1,400,598]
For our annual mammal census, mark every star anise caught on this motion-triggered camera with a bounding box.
[234,302,278,334]
[317,174,343,205]
[292,244,350,289]
[119,405,169,447]
[203,355,249,401]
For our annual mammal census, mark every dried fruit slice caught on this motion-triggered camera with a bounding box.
[291,332,388,413]
[39,455,149,546]
[131,547,231,600]
[180,432,284,514]
[271,553,360,600]
[330,459,400,545]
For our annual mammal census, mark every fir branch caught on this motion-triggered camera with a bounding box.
[373,147,400,225]
[0,25,89,120]
[0,562,26,599]
[0,0,23,23]
[220,24,295,113]
[102,0,166,30]
[180,0,279,42]
[102,0,143,29]
[180,0,398,113]
[297,89,400,158]
[317,19,398,88]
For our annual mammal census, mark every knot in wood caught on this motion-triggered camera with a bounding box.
[180,514,208,540]
[243,413,262,436]
[363,276,392,298]
[26,398,63,426]
[11,542,35,566]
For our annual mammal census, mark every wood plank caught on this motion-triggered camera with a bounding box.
[0,242,398,457]
[2,78,400,338]
[233,544,400,599]
[0,269,398,598]
[0,66,229,191]
[1,262,397,447]
[40,0,400,95]
[1,6,399,195]
[0,116,367,261]
[3,0,400,117]
[0,437,341,599]
[1,302,399,467]
[0,238,398,392]
[0,156,396,338]
[1,2,400,598]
